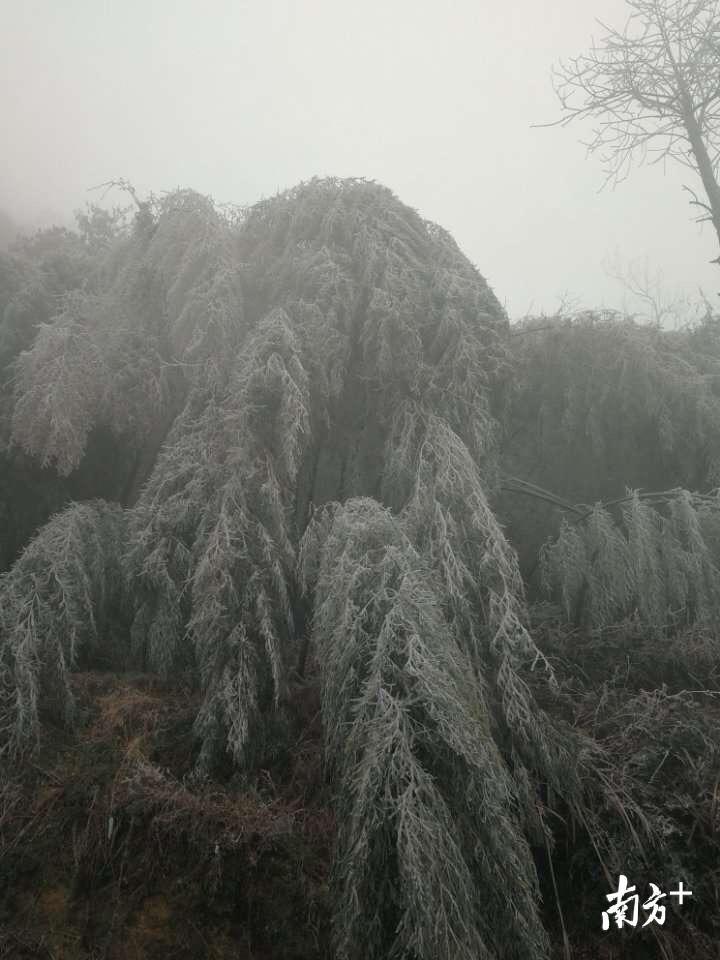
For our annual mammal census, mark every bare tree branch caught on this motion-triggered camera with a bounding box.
[542,0,720,260]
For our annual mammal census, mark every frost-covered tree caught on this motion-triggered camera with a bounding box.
[306,498,548,960]
[1,177,718,957]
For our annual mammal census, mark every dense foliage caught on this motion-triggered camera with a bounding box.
[0,179,718,958]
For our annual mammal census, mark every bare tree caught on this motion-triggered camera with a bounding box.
[603,249,708,324]
[544,0,720,261]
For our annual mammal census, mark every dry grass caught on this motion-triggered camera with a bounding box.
[0,670,333,960]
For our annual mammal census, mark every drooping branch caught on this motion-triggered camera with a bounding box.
[541,488,720,630]
[307,498,550,960]
[0,501,128,758]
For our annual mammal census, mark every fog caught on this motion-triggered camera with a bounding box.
[2,0,718,318]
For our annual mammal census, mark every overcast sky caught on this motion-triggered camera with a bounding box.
[2,0,719,319]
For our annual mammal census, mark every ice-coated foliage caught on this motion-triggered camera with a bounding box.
[541,489,720,631]
[4,178,719,957]
[308,498,548,960]
[505,312,720,500]
[121,179,516,774]
[0,500,126,757]
[126,307,311,769]
[9,190,243,475]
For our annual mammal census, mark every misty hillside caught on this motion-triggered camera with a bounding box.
[0,179,718,960]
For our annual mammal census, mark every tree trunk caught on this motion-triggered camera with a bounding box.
[682,102,720,258]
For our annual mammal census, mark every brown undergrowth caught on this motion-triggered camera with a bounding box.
[526,609,720,960]
[0,671,333,959]
[1,648,717,960]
